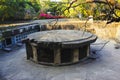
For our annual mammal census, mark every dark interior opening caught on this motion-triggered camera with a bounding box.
[26,43,33,59]
[79,45,88,59]
[61,48,73,63]
[38,48,54,63]
[5,38,12,46]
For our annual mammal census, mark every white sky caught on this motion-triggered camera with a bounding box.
[50,0,61,2]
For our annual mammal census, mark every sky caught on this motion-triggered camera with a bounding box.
[50,0,61,2]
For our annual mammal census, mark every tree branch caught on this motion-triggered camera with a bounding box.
[86,0,120,10]
[63,0,77,12]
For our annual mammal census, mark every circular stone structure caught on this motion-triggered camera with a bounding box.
[24,30,97,66]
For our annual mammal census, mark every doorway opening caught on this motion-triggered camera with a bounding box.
[5,38,12,46]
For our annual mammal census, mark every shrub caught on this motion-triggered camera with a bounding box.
[38,12,65,19]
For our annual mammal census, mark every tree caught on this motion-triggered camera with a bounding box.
[62,0,120,22]
[27,0,41,12]
[86,0,120,23]
[0,0,41,21]
[0,0,26,21]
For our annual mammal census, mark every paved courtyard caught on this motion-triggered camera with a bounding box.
[0,39,120,80]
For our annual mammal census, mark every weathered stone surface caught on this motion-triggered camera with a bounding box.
[25,30,97,65]
[28,30,93,42]
[27,30,97,48]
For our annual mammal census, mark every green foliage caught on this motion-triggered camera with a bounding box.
[61,0,120,20]
[27,0,41,12]
[46,1,66,15]
[0,0,41,21]
[43,0,92,18]
[114,0,120,17]
[1,0,119,21]
[0,0,25,21]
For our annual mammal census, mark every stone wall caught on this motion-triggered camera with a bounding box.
[41,21,120,42]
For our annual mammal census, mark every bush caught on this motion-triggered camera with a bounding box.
[38,12,65,19]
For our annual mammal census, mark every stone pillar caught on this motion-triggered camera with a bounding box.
[24,39,31,60]
[54,48,61,64]
[88,15,93,23]
[31,43,38,63]
[73,49,79,62]
[87,44,90,57]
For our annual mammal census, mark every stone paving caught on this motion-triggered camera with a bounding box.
[0,39,120,80]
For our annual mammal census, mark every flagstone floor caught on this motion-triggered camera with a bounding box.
[0,39,120,80]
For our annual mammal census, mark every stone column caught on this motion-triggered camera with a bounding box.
[87,44,90,57]
[54,48,61,64]
[31,43,38,63]
[24,39,31,60]
[73,49,79,62]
